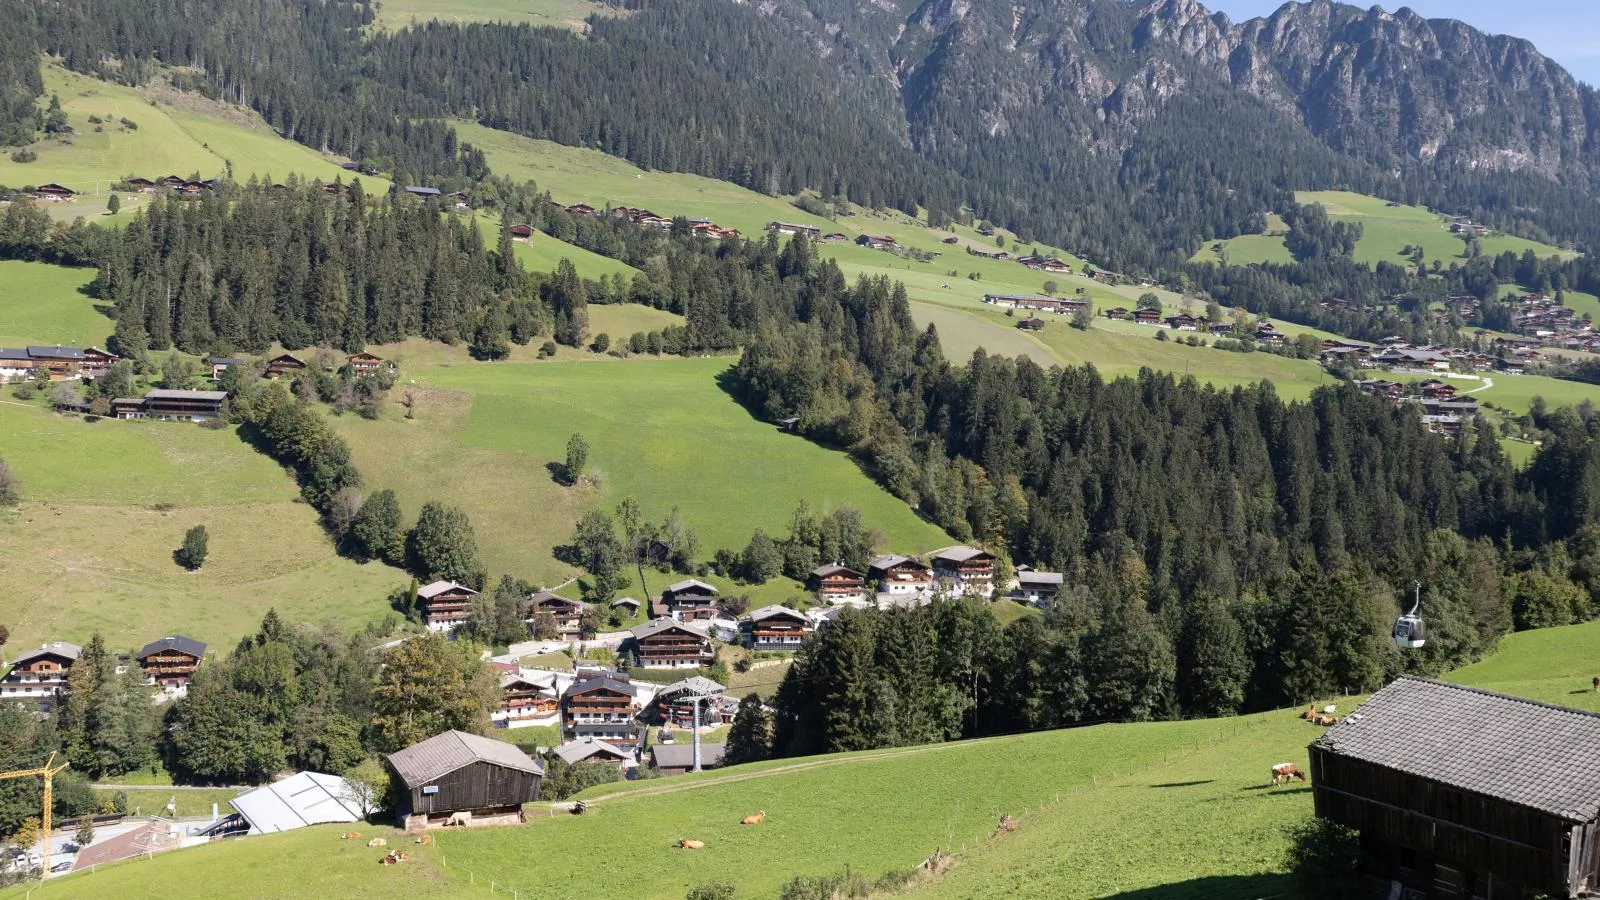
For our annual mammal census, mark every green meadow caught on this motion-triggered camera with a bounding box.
[0,402,405,651]
[330,357,950,586]
[1192,190,1575,269]
[373,0,623,30]
[24,618,1600,900]
[0,260,104,347]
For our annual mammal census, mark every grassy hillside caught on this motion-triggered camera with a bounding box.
[0,261,104,347]
[0,402,405,651]
[0,64,388,215]
[461,122,1340,395]
[25,618,1600,900]
[331,357,950,585]
[1192,190,1575,268]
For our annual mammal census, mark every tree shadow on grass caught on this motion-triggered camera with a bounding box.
[1097,874,1297,899]
[1148,780,1214,788]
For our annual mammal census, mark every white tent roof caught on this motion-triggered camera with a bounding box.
[229,772,363,834]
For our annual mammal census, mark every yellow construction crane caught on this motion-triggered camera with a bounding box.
[0,752,70,873]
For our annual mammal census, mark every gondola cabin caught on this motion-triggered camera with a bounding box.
[1310,677,1600,899]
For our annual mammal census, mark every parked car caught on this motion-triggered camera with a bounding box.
[49,860,72,874]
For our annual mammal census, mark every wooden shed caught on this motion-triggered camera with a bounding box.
[1309,676,1600,899]
[386,730,543,830]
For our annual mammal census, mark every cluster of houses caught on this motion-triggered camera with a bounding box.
[1355,377,1481,436]
[25,176,222,204]
[768,222,849,242]
[528,203,742,239]
[8,344,392,422]
[1318,335,1528,375]
[1448,216,1487,238]
[1,635,208,710]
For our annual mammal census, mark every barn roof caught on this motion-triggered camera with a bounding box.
[655,676,725,699]
[664,579,718,595]
[551,738,634,766]
[650,743,726,770]
[9,642,82,666]
[386,730,543,788]
[630,619,709,641]
[417,580,476,599]
[1314,676,1600,822]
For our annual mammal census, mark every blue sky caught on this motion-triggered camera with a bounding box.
[1206,1,1600,86]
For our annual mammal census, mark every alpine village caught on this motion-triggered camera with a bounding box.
[12,0,1600,897]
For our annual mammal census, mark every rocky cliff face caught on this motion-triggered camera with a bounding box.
[776,0,1600,182]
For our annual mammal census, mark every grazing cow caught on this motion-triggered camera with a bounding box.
[341,831,362,840]
[1271,763,1307,785]
[679,839,705,850]
[740,811,766,826]
[367,838,387,847]
[1593,674,1598,692]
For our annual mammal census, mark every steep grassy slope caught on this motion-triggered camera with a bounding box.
[0,261,104,347]
[0,402,405,651]
[0,64,388,204]
[25,619,1600,900]
[330,357,950,585]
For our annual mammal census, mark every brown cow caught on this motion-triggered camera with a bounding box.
[1270,763,1307,785]
[414,834,433,845]
[341,831,362,840]
[679,839,705,850]
[740,811,766,826]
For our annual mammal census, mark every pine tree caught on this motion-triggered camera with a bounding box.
[564,432,589,485]
[1177,595,1250,717]
[724,694,772,765]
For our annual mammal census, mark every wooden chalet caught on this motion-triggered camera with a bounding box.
[80,347,118,376]
[1103,307,1129,320]
[551,737,636,771]
[346,352,387,376]
[768,222,821,240]
[629,619,714,669]
[650,742,726,777]
[136,635,207,690]
[868,554,933,597]
[1,642,81,707]
[114,389,228,421]
[740,605,812,652]
[403,186,442,199]
[208,357,246,380]
[984,294,1086,315]
[386,730,542,830]
[1133,308,1162,325]
[932,546,997,597]
[417,580,479,632]
[1311,677,1600,899]
[808,564,868,605]
[652,676,726,729]
[158,175,187,189]
[508,223,534,241]
[22,345,85,378]
[33,183,76,201]
[493,672,559,728]
[523,590,587,638]
[1256,324,1286,344]
[1164,314,1198,331]
[560,671,641,744]
[856,234,896,251]
[610,597,642,615]
[263,353,307,379]
[654,579,720,622]
[565,203,597,216]
[124,177,158,193]
[1012,569,1064,605]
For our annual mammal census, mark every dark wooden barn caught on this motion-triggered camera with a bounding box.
[1309,676,1600,899]
[386,730,543,830]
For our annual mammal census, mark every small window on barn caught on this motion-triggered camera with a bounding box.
[1397,845,1417,871]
